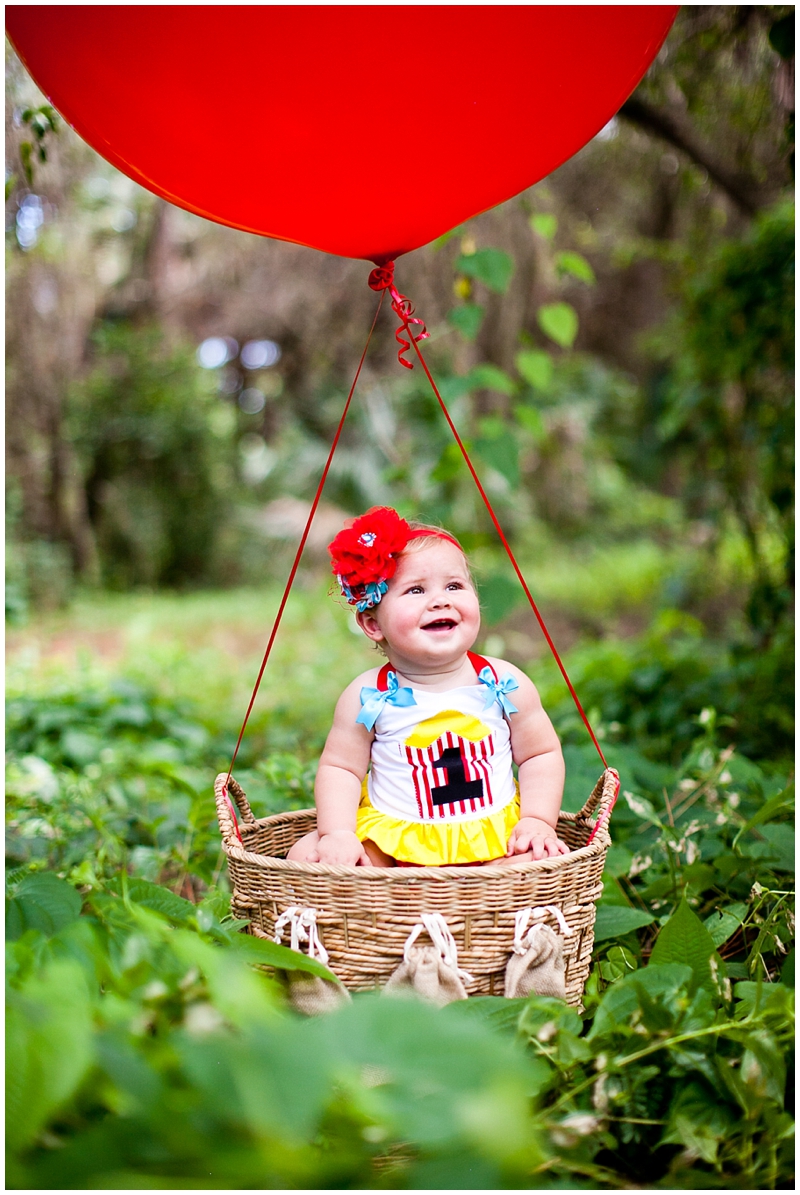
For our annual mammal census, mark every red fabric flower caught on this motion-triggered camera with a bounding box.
[328,506,412,596]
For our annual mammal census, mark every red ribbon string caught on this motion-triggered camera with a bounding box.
[368,261,429,370]
[225,290,385,786]
[391,281,610,773]
[222,786,244,846]
[585,769,620,845]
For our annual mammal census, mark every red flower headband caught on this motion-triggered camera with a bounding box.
[328,506,461,611]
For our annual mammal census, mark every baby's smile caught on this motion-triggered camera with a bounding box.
[421,616,458,633]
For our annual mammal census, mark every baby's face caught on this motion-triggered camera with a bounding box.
[358,542,481,668]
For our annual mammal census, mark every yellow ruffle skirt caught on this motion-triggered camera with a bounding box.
[356,779,520,866]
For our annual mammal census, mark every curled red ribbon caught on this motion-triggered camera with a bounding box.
[368,261,429,370]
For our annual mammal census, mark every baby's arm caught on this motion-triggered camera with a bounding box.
[486,657,567,860]
[309,674,375,866]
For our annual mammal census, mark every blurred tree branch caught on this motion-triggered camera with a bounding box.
[619,95,769,216]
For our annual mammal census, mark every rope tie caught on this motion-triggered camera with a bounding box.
[368,260,429,370]
[403,912,473,983]
[512,905,572,955]
[273,906,330,966]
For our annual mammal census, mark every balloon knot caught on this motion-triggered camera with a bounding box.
[368,262,395,291]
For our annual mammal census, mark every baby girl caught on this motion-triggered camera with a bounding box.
[288,507,567,868]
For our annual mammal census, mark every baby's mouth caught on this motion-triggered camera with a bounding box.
[422,618,458,633]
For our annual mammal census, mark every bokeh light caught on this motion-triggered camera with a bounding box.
[16,194,44,250]
[197,337,236,369]
[239,388,266,414]
[241,339,281,369]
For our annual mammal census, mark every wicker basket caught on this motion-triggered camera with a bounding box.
[215,769,616,1007]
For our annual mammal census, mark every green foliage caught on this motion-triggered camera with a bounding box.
[4,619,795,1188]
[536,301,579,348]
[6,872,82,939]
[555,251,596,285]
[447,303,484,341]
[515,348,554,391]
[68,324,238,588]
[5,870,792,1188]
[648,898,719,990]
[478,574,524,627]
[542,608,793,764]
[529,212,557,241]
[455,248,514,294]
[631,203,794,639]
[475,418,519,487]
[17,103,59,185]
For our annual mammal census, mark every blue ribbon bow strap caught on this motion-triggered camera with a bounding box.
[478,667,519,717]
[357,670,417,730]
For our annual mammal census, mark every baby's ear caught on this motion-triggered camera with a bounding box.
[355,609,385,643]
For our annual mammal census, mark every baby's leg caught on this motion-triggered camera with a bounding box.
[362,838,395,867]
[286,830,320,862]
[492,850,533,865]
[286,831,395,867]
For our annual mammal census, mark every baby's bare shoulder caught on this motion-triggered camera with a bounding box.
[483,656,543,712]
[484,656,537,689]
[334,667,383,710]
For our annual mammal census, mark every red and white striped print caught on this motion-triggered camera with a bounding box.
[403,730,494,821]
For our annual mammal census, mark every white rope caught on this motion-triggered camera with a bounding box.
[512,905,572,955]
[273,905,330,966]
[402,912,473,983]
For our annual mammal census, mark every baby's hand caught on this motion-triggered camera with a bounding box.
[311,830,370,867]
[507,816,569,860]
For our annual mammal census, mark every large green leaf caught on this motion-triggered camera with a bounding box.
[229,930,337,979]
[6,872,82,940]
[515,349,553,391]
[746,826,794,874]
[593,904,656,942]
[109,876,196,925]
[732,784,794,847]
[650,898,718,989]
[456,248,514,294]
[555,250,596,285]
[537,302,578,348]
[6,960,94,1152]
[589,964,695,1039]
[704,902,747,947]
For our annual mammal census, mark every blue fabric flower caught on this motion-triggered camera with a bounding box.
[477,667,519,717]
[341,578,389,611]
[356,670,417,730]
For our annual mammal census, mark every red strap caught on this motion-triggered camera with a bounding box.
[468,651,497,682]
[376,662,392,691]
[394,287,608,771]
[225,291,386,784]
[378,653,494,692]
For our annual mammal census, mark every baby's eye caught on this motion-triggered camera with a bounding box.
[446,581,464,590]
[405,585,424,595]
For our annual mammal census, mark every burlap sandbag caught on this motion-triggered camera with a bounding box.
[286,971,352,1016]
[383,913,472,1007]
[504,924,566,1000]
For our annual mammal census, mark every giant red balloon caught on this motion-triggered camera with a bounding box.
[7,6,677,262]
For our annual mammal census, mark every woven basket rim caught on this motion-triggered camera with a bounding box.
[222,803,611,880]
